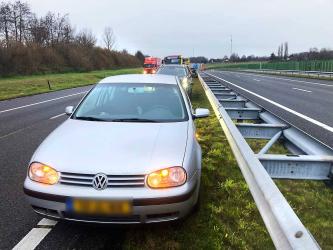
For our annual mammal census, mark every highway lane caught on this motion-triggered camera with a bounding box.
[0,86,92,138]
[227,70,333,87]
[206,70,333,149]
[0,86,92,249]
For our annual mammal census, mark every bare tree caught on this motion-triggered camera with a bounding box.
[76,29,96,47]
[284,42,289,60]
[102,26,115,51]
[0,2,12,47]
[11,1,31,43]
[135,50,145,64]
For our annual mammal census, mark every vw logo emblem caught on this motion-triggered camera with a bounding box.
[92,173,108,190]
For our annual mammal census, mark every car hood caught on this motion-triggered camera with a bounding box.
[32,119,189,175]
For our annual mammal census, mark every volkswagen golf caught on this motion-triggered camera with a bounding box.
[23,74,209,224]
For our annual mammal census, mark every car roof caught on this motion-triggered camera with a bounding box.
[160,64,186,68]
[98,74,178,85]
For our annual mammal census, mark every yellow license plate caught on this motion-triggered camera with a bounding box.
[70,199,132,216]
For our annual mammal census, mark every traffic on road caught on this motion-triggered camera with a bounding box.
[1,0,333,249]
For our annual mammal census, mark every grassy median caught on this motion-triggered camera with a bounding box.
[0,68,142,100]
[123,79,273,249]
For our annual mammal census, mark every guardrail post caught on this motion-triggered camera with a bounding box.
[47,80,52,90]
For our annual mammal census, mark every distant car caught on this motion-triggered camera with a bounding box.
[163,55,183,65]
[190,63,201,78]
[157,64,193,95]
[23,74,210,224]
[190,68,198,78]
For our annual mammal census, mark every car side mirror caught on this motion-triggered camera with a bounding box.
[193,108,210,119]
[65,106,74,116]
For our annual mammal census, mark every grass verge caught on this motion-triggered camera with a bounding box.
[0,67,142,100]
[275,175,333,247]
[249,138,333,247]
[123,79,273,249]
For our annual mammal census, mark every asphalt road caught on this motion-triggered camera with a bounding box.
[0,86,101,249]
[205,70,333,149]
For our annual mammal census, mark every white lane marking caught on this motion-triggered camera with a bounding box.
[50,113,65,119]
[206,72,333,133]
[0,113,65,140]
[226,71,333,87]
[292,87,312,93]
[13,219,57,250]
[0,127,26,140]
[13,228,51,250]
[38,218,58,227]
[253,79,261,82]
[0,91,87,114]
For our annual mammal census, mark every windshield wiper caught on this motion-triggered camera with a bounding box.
[74,116,108,121]
[110,118,159,123]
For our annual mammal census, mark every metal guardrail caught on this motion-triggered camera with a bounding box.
[198,72,326,249]
[243,69,333,79]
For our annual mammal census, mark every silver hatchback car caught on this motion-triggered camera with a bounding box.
[24,74,209,224]
[157,65,193,94]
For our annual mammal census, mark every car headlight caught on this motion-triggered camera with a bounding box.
[28,162,59,185]
[181,78,189,89]
[147,167,187,188]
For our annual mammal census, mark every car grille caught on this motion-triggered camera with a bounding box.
[59,172,146,188]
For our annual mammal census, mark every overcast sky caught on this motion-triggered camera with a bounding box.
[22,0,333,58]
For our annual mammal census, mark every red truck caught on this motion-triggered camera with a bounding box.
[143,57,161,74]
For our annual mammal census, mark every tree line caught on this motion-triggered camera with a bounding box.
[0,1,142,76]
[210,42,333,63]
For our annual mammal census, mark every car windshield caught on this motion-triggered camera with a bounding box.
[144,64,155,68]
[73,83,188,122]
[157,67,187,77]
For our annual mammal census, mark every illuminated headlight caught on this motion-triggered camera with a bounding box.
[147,167,187,188]
[152,70,156,74]
[181,78,189,89]
[28,162,59,185]
[143,70,147,74]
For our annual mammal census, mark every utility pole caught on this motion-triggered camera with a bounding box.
[230,35,233,57]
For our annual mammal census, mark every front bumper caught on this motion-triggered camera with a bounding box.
[143,69,156,74]
[24,176,199,224]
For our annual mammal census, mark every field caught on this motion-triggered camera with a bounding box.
[206,60,333,72]
[0,68,142,100]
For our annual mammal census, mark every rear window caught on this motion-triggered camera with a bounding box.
[144,64,155,68]
[157,67,187,77]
